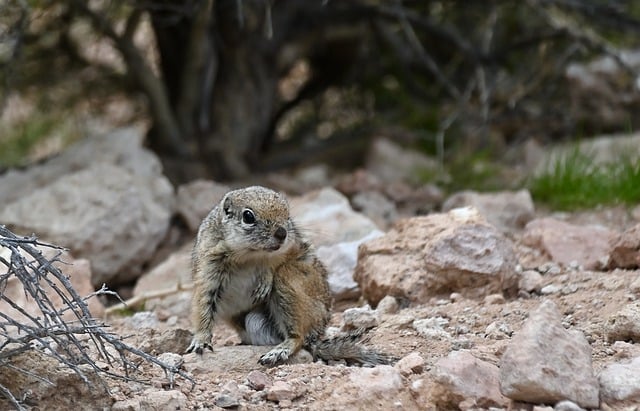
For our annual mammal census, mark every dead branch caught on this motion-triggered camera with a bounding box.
[105,282,194,316]
[0,225,194,410]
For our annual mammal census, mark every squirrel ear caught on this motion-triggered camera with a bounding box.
[222,194,233,216]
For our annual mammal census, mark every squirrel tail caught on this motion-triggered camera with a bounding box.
[308,328,396,366]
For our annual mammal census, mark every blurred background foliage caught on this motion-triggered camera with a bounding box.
[2,0,640,189]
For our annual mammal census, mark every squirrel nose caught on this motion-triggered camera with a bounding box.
[274,227,287,242]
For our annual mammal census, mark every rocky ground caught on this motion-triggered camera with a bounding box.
[1,128,640,410]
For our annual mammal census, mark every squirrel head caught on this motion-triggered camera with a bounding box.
[218,186,294,262]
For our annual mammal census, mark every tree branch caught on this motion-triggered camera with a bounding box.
[70,1,189,157]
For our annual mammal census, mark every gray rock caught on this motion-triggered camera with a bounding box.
[138,328,193,356]
[522,217,616,270]
[341,304,379,330]
[156,352,184,370]
[351,190,398,229]
[499,300,599,408]
[431,350,508,409]
[442,189,535,232]
[554,400,586,411]
[485,321,512,340]
[365,138,439,185]
[175,179,230,232]
[376,295,399,315]
[565,49,640,131]
[216,381,243,409]
[598,356,640,403]
[519,270,543,293]
[128,311,160,329]
[290,187,381,246]
[413,317,451,341]
[355,207,519,306]
[605,302,640,343]
[0,163,174,286]
[316,231,383,300]
[0,127,162,206]
[541,284,561,295]
[291,188,382,300]
[134,247,192,296]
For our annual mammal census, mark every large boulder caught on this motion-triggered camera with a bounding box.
[0,127,162,205]
[355,207,518,306]
[0,163,174,286]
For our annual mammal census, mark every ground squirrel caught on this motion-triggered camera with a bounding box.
[186,185,391,366]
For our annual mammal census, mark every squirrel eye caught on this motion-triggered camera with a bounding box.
[242,209,256,225]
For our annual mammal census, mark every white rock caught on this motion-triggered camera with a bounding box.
[316,230,383,300]
[342,304,379,330]
[413,317,451,341]
[376,295,400,315]
[605,302,640,343]
[291,187,383,300]
[599,356,640,403]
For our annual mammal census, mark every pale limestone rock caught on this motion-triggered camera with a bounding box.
[341,304,379,330]
[291,187,383,299]
[499,300,599,408]
[0,163,174,286]
[605,302,640,343]
[266,381,296,402]
[133,246,192,296]
[598,356,640,403]
[139,390,187,410]
[431,350,508,409]
[442,189,535,232]
[175,179,230,232]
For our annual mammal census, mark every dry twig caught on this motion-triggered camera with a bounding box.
[0,225,194,410]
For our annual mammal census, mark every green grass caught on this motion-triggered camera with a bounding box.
[0,116,55,168]
[529,149,640,210]
[0,112,79,169]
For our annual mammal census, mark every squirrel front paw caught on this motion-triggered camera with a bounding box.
[186,335,213,354]
[259,346,291,366]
